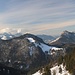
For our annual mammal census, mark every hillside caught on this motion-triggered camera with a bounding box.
[0,33,64,75]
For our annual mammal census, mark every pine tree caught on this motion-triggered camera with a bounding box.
[42,66,51,75]
[58,55,63,66]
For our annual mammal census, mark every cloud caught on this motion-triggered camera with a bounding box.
[0,0,75,35]
[0,28,22,34]
[0,0,75,21]
[26,19,75,33]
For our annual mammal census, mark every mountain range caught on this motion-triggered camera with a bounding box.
[0,32,56,44]
[1,30,75,46]
[0,30,75,75]
[0,33,22,40]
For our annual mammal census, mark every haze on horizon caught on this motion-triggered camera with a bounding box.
[0,0,75,35]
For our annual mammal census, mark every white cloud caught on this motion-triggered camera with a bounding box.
[0,0,75,34]
[0,28,22,34]
[26,19,75,33]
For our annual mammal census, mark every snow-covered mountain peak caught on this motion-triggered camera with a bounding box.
[61,31,73,38]
[61,30,69,35]
[0,28,22,40]
[61,30,75,36]
[0,33,14,40]
[50,31,75,45]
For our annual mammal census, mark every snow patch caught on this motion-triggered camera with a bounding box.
[39,43,51,52]
[32,71,42,75]
[29,47,33,56]
[8,60,11,63]
[34,42,51,52]
[35,43,63,53]
[51,37,60,43]
[51,47,63,51]
[9,36,13,38]
[51,64,71,75]
[20,66,23,69]
[33,64,71,75]
[1,35,7,40]
[27,38,35,43]
[27,37,64,56]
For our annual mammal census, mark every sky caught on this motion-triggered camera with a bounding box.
[0,0,75,35]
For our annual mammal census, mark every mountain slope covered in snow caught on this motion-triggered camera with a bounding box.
[33,64,71,75]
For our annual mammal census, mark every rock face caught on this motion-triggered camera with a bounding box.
[50,31,75,46]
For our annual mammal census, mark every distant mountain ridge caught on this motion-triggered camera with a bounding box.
[37,34,55,43]
[50,30,75,46]
[0,32,22,40]
[0,33,56,43]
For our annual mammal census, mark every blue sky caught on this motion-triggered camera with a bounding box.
[0,0,75,35]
